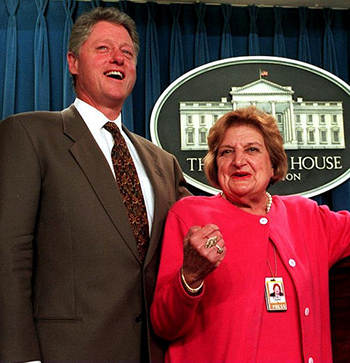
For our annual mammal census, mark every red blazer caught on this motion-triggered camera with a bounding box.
[0,105,189,361]
[151,194,350,362]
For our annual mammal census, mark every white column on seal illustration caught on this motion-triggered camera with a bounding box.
[271,101,276,117]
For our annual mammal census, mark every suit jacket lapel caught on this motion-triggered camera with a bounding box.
[125,128,171,266]
[62,105,140,261]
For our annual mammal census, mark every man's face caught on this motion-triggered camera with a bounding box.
[67,21,137,114]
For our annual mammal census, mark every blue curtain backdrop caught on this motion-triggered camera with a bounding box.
[273,7,286,57]
[62,0,76,107]
[169,4,184,82]
[34,0,50,110]
[248,5,260,55]
[194,2,209,67]
[2,0,19,118]
[0,0,350,207]
[1,0,350,206]
[298,7,312,63]
[144,2,160,139]
[117,0,134,131]
[220,4,233,59]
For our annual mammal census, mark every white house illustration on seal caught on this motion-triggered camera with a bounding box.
[179,78,345,151]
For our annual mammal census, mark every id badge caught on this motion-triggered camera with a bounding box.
[265,277,287,312]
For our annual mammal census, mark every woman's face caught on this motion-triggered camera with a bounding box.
[216,124,274,201]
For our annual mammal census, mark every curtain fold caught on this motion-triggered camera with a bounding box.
[169,4,184,82]
[298,7,312,63]
[220,4,233,59]
[248,6,260,55]
[62,0,76,109]
[144,2,160,139]
[90,0,101,7]
[2,0,19,119]
[34,0,50,111]
[322,11,344,211]
[273,7,286,57]
[323,8,339,75]
[117,0,134,131]
[194,2,209,67]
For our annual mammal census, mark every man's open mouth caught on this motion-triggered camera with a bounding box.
[105,71,124,80]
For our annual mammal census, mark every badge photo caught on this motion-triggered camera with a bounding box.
[265,277,287,312]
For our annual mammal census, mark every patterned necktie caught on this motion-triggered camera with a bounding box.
[104,122,149,262]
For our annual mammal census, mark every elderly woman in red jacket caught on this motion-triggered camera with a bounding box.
[151,106,350,362]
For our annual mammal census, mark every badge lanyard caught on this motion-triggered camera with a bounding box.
[265,245,287,312]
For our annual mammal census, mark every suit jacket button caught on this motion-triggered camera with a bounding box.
[135,314,142,323]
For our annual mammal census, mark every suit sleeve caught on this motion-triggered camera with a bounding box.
[172,155,191,201]
[0,116,42,360]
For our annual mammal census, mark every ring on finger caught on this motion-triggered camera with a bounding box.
[215,244,224,254]
[204,235,218,249]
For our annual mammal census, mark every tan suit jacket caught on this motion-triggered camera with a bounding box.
[0,105,189,361]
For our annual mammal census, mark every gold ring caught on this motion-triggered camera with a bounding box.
[215,244,223,254]
[204,235,218,249]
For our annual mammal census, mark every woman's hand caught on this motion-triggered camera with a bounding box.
[181,224,226,289]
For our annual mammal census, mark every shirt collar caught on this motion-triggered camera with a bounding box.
[74,98,122,133]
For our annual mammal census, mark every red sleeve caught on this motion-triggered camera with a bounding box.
[150,207,204,341]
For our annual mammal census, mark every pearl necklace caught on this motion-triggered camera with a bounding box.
[266,191,272,213]
[222,191,273,214]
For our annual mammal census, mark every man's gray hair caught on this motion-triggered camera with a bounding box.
[68,7,139,88]
[69,7,139,57]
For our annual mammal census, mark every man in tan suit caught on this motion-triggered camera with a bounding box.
[0,7,189,362]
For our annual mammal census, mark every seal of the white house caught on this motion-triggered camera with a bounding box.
[150,56,350,197]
